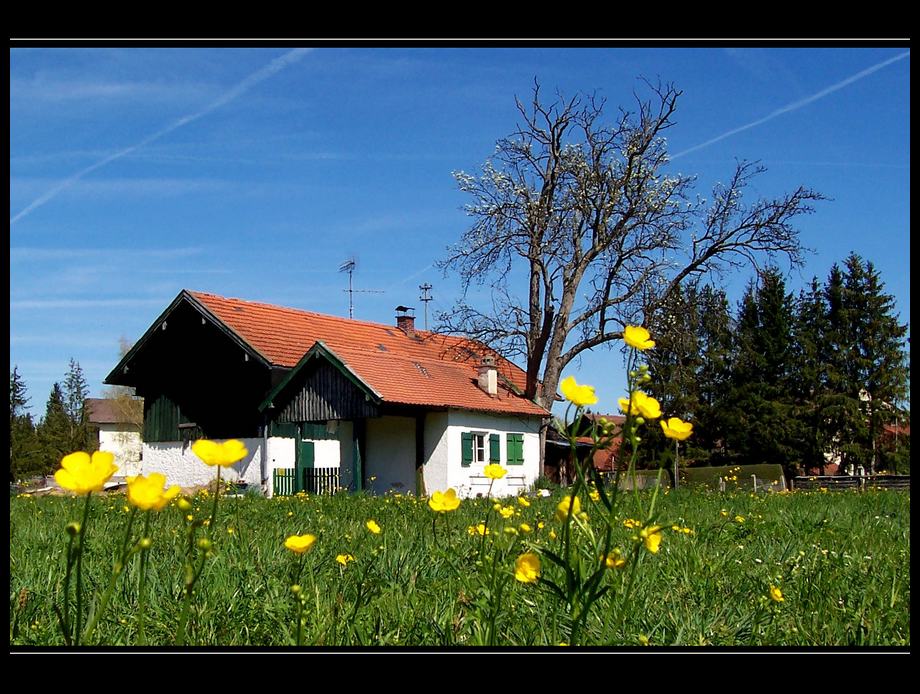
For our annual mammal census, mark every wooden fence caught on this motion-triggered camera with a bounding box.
[272,467,341,497]
[792,475,910,491]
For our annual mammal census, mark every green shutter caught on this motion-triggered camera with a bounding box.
[507,433,524,465]
[461,432,473,467]
[489,433,500,463]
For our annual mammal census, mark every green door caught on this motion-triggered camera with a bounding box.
[296,439,315,493]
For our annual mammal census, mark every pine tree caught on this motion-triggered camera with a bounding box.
[62,358,95,454]
[10,367,42,481]
[724,269,799,474]
[828,254,910,472]
[38,383,72,476]
[693,287,734,466]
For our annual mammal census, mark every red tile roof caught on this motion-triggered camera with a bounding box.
[189,291,548,418]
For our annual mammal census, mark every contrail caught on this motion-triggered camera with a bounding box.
[672,51,910,160]
[11,48,313,225]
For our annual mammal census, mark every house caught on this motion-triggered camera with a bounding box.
[544,413,625,484]
[85,397,144,476]
[104,290,549,498]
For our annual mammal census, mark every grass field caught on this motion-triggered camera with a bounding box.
[9,485,910,647]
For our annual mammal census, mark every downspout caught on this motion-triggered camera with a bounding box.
[261,414,270,497]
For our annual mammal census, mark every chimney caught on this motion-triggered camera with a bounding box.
[395,305,416,337]
[477,355,498,397]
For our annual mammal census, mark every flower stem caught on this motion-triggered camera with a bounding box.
[81,506,138,645]
[137,512,152,645]
[74,492,93,646]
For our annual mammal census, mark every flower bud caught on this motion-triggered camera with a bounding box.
[197,538,212,551]
[139,537,152,550]
[65,522,81,537]
[290,584,301,595]
[635,417,646,425]
[177,498,192,511]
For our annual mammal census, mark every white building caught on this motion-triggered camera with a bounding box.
[86,397,143,477]
[105,290,549,497]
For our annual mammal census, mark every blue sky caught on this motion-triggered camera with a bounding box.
[10,46,911,417]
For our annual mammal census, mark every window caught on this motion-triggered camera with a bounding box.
[462,431,501,467]
[473,433,486,464]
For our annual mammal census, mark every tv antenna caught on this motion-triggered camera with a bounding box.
[419,283,433,330]
[339,258,383,319]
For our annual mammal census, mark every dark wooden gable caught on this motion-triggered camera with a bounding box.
[263,344,380,423]
[106,292,276,440]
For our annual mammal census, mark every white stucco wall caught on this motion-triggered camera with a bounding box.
[423,412,450,493]
[365,415,417,495]
[141,438,263,489]
[434,410,542,499]
[98,424,143,477]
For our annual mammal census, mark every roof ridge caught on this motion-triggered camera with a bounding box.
[187,289,443,336]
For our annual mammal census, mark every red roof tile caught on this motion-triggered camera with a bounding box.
[189,291,548,418]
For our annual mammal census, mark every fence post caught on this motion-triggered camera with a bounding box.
[752,475,758,493]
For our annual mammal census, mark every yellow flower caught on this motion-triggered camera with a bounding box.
[603,549,627,569]
[468,523,490,536]
[498,506,515,519]
[623,325,655,351]
[639,525,664,554]
[191,439,248,467]
[555,495,582,521]
[660,417,693,440]
[428,488,461,513]
[126,473,181,512]
[559,375,598,407]
[519,523,532,533]
[548,529,557,539]
[517,496,531,508]
[284,534,317,554]
[514,552,541,583]
[623,518,641,529]
[336,553,355,567]
[589,489,600,502]
[483,464,507,480]
[734,515,745,524]
[366,520,382,535]
[618,391,662,419]
[769,585,784,603]
[54,451,118,495]
[177,498,192,512]
[638,634,650,646]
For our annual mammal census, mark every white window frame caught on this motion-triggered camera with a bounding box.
[472,431,488,465]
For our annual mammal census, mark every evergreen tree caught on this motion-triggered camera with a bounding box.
[38,383,72,476]
[826,254,909,472]
[10,367,42,481]
[62,358,95,454]
[724,268,800,474]
[693,286,734,466]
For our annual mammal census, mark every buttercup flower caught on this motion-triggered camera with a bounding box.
[498,506,515,519]
[618,391,662,420]
[661,417,693,440]
[428,488,461,513]
[366,520,382,535]
[483,464,507,480]
[514,552,541,583]
[517,496,531,508]
[54,451,118,495]
[336,553,355,567]
[603,549,627,569]
[555,495,582,521]
[468,523,490,536]
[127,473,181,512]
[284,534,317,554]
[559,375,599,407]
[770,585,784,603]
[639,525,664,554]
[623,325,655,351]
[191,439,248,467]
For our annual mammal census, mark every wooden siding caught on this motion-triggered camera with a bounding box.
[144,393,204,443]
[275,360,379,423]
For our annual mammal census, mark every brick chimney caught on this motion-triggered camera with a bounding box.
[395,306,416,337]
[477,355,498,397]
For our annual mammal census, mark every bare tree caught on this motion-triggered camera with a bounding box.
[439,81,824,414]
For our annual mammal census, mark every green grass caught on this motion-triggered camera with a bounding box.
[9,486,910,647]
